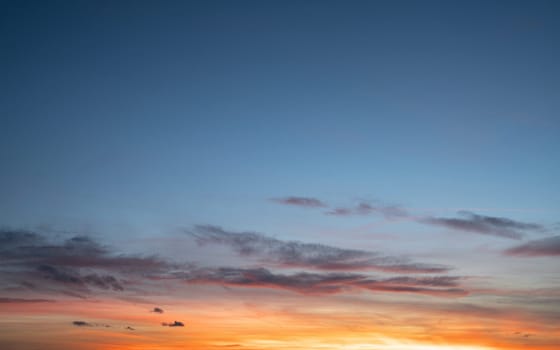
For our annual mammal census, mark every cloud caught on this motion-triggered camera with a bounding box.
[152,307,164,313]
[271,196,327,208]
[421,211,542,239]
[0,229,171,273]
[189,225,450,274]
[179,266,466,297]
[72,321,92,327]
[162,321,184,327]
[326,202,408,218]
[126,326,135,331]
[504,236,560,256]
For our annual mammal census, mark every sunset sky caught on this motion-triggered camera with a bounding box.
[1,1,559,349]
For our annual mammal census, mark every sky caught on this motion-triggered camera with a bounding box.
[1,0,559,349]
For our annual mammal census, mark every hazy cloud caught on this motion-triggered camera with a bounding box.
[504,236,560,256]
[72,321,92,327]
[271,196,327,208]
[326,202,408,218]
[189,225,450,274]
[162,321,184,327]
[152,307,164,313]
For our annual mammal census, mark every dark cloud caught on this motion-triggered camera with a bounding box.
[152,307,164,313]
[271,196,327,208]
[72,321,92,327]
[189,225,450,274]
[326,202,408,218]
[504,236,560,257]
[421,211,542,239]
[180,266,466,297]
[0,297,54,303]
[126,326,135,331]
[0,229,177,297]
[162,321,184,327]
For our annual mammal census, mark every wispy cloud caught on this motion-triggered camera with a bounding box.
[421,211,542,239]
[271,196,327,208]
[162,321,184,327]
[273,196,545,240]
[189,225,450,274]
[152,307,164,313]
[504,236,560,256]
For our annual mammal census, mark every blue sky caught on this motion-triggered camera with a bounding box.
[1,2,560,349]
[2,1,558,237]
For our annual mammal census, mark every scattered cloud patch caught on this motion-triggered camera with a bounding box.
[152,307,164,313]
[162,321,184,327]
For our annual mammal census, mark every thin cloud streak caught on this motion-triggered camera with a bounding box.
[421,211,542,239]
[178,266,467,297]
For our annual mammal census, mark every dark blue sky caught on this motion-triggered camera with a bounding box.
[1,0,559,235]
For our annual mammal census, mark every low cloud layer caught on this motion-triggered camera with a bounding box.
[0,228,466,302]
[189,225,450,274]
[504,236,560,256]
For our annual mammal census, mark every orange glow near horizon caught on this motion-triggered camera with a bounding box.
[1,293,558,350]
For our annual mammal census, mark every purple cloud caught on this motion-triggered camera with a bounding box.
[504,236,560,256]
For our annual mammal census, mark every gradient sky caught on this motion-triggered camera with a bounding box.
[1,1,559,349]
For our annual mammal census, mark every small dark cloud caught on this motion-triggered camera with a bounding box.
[0,297,54,303]
[73,321,92,327]
[271,196,327,208]
[152,307,164,313]
[504,235,560,257]
[126,326,135,331]
[189,225,450,274]
[421,211,542,239]
[162,321,184,327]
